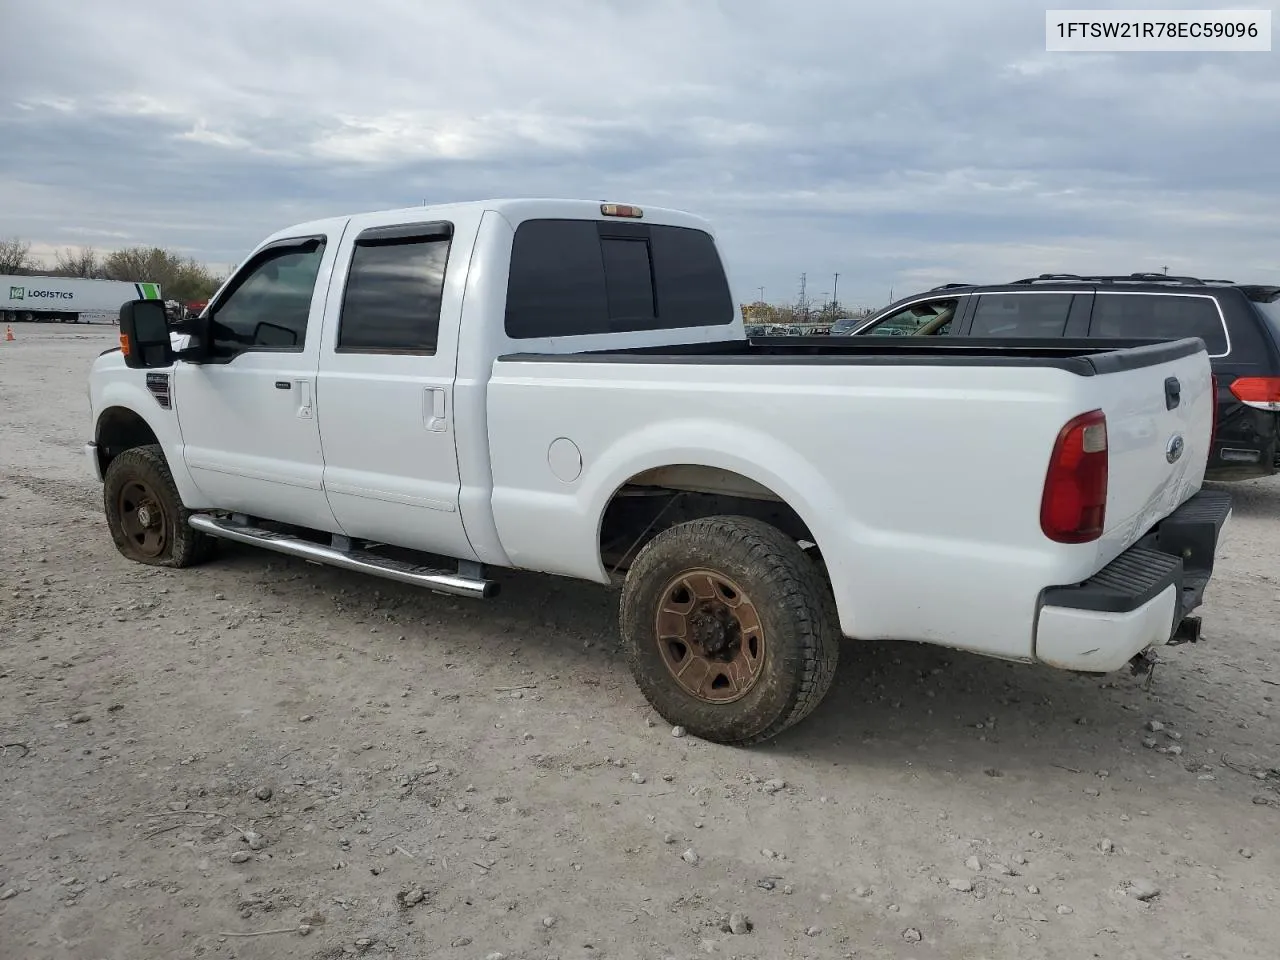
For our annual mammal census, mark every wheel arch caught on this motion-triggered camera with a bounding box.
[91,395,207,508]
[585,422,858,635]
[94,405,161,474]
[597,463,818,564]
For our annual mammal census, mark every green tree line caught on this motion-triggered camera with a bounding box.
[1,237,225,301]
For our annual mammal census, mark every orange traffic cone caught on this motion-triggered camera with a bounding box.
[4,325,13,342]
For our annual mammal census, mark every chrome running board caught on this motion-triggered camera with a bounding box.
[188,514,499,599]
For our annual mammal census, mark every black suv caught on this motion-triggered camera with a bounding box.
[836,274,1280,481]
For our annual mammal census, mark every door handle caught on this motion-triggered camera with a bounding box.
[424,387,448,433]
[297,380,314,419]
[1164,376,1181,410]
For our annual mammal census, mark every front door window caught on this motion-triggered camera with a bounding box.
[863,298,959,336]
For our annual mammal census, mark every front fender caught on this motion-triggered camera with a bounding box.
[91,371,208,509]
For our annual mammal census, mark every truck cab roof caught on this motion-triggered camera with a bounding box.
[259,198,720,249]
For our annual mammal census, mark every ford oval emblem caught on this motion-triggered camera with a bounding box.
[1166,434,1185,464]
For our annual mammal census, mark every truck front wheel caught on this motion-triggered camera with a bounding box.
[103,445,215,568]
[619,516,840,745]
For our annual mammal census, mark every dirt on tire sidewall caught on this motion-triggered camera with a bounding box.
[620,515,838,745]
[102,444,209,568]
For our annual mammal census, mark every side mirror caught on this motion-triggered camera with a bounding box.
[118,299,175,369]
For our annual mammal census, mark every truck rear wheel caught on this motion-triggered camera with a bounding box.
[619,515,839,745]
[103,445,216,568]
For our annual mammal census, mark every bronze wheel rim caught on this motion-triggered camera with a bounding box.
[654,569,766,704]
[117,479,168,559]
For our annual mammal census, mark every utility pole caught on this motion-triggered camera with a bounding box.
[798,273,808,321]
[832,272,840,307]
[1162,265,1168,275]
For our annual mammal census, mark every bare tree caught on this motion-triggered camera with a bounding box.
[0,237,35,275]
[101,246,224,301]
[54,246,102,278]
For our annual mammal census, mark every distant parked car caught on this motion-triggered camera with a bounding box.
[838,274,1280,482]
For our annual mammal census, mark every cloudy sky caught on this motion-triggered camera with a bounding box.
[2,0,1277,307]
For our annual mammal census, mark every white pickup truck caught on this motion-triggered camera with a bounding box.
[86,198,1232,744]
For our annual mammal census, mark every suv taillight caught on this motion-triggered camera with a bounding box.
[1041,409,1108,544]
[1228,376,1280,412]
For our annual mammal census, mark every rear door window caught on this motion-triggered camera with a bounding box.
[1089,293,1227,354]
[969,293,1073,337]
[337,230,451,354]
[504,219,734,338]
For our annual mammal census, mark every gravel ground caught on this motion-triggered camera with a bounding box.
[2,321,1279,960]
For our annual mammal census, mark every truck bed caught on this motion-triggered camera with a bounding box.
[486,333,1215,664]
[499,335,1206,376]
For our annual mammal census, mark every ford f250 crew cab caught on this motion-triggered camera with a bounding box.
[86,198,1232,745]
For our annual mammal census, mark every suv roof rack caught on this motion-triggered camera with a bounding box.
[1009,273,1092,284]
[1009,272,1237,287]
[929,282,973,291]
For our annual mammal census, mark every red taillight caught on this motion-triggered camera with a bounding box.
[1041,409,1108,544]
[1229,376,1280,412]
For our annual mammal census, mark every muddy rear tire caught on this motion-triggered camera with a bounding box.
[103,444,216,568]
[619,515,840,745]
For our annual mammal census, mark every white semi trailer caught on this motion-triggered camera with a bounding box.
[1,275,162,324]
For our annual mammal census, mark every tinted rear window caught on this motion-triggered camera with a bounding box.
[970,293,1073,337]
[504,219,734,338]
[1089,293,1227,354]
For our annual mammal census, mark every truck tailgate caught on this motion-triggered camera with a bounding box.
[1092,339,1215,561]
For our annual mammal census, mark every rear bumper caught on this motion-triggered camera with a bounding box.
[1206,408,1280,480]
[1034,489,1232,672]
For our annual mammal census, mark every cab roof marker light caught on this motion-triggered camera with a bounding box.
[601,203,643,218]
